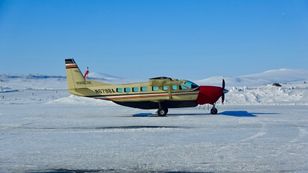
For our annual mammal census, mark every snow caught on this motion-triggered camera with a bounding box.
[1,69,308,172]
[220,83,308,105]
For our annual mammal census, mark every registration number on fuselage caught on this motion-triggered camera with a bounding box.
[94,88,116,94]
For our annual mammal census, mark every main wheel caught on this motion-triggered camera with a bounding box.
[210,107,218,115]
[157,107,168,116]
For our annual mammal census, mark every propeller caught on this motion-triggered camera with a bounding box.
[222,79,228,104]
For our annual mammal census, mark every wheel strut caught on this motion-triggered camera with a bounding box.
[210,105,218,115]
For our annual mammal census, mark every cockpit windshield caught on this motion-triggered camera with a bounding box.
[181,81,199,90]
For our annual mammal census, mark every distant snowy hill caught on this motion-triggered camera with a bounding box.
[0,73,125,90]
[0,74,67,90]
[196,69,308,87]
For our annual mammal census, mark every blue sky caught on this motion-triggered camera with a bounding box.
[0,0,307,80]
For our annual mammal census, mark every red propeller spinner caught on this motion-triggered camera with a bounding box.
[197,79,228,105]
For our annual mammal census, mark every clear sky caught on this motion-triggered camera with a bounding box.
[0,0,307,80]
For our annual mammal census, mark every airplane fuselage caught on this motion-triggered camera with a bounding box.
[70,77,200,108]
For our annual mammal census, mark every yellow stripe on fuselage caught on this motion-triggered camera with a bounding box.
[90,91,199,102]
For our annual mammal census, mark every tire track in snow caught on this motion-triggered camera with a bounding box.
[266,124,308,163]
[290,127,308,143]
[240,122,267,142]
[215,119,267,153]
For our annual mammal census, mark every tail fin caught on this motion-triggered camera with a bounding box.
[65,59,86,90]
[65,58,112,96]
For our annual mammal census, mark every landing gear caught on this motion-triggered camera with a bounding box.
[157,107,168,116]
[210,105,218,115]
[157,102,168,116]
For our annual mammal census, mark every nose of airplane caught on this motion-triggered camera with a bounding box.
[196,86,223,105]
[197,79,228,105]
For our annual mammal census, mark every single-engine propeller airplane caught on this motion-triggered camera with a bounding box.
[65,59,228,116]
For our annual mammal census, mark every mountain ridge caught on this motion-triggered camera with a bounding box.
[196,68,308,87]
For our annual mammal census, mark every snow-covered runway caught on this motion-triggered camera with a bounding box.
[1,104,308,173]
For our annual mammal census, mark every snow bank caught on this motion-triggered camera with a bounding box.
[47,95,117,106]
[221,83,308,105]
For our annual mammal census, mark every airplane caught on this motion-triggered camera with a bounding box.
[65,59,228,116]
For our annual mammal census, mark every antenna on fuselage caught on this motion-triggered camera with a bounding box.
[83,66,89,80]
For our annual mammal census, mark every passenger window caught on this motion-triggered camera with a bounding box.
[152,86,159,91]
[124,87,131,92]
[172,85,178,90]
[141,86,147,92]
[163,86,169,91]
[116,88,123,93]
[132,87,139,92]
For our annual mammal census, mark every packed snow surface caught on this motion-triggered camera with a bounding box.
[1,104,308,172]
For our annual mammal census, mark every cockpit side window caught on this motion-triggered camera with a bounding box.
[181,81,199,90]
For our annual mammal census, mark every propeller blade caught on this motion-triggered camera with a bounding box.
[222,79,226,104]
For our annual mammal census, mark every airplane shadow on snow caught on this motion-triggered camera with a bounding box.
[133,111,279,117]
[132,112,210,117]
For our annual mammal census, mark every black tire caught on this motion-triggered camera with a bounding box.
[157,108,168,116]
[210,107,218,115]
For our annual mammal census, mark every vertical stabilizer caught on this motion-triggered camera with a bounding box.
[65,59,86,89]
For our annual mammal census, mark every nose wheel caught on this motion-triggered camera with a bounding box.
[210,105,218,115]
